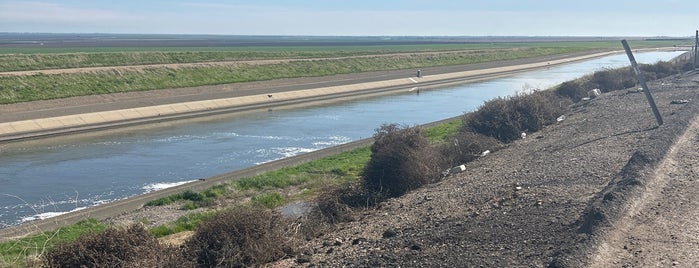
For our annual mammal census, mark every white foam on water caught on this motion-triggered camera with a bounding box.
[254,147,317,165]
[142,180,196,193]
[312,136,351,146]
[276,147,316,158]
[20,207,87,223]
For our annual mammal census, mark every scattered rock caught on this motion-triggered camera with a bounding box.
[670,99,689,104]
[588,88,602,98]
[627,88,643,94]
[352,237,367,245]
[382,229,397,238]
[296,254,312,264]
[409,241,423,251]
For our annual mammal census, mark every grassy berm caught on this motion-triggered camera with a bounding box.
[2,58,697,267]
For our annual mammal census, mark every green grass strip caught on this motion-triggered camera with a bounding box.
[236,146,372,190]
[148,211,216,238]
[251,192,286,209]
[423,119,463,143]
[0,219,106,267]
[0,47,587,104]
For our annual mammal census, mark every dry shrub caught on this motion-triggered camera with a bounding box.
[312,186,357,224]
[639,61,685,80]
[43,225,190,268]
[362,124,446,197]
[589,67,636,92]
[299,180,387,239]
[555,80,587,102]
[184,207,296,268]
[555,59,688,102]
[440,130,502,166]
[464,90,568,143]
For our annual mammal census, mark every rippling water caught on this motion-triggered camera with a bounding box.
[0,51,684,228]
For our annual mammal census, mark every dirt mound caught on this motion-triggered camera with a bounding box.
[296,72,699,267]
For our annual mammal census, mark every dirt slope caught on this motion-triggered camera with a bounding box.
[292,72,699,267]
[589,100,699,267]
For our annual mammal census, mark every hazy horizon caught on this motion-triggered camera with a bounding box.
[1,1,696,37]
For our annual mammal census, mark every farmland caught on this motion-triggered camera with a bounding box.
[0,35,684,105]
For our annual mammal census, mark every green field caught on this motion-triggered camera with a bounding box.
[0,39,686,105]
[0,40,683,71]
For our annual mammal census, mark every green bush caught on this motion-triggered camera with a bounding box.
[145,188,222,209]
[148,225,175,238]
[144,196,176,206]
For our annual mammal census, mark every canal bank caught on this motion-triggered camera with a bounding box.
[0,49,645,142]
[0,48,688,241]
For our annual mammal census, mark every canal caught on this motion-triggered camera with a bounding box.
[0,51,684,228]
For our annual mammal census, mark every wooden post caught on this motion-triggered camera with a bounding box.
[621,40,663,126]
[694,30,698,70]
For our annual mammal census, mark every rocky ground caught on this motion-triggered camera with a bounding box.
[284,71,699,267]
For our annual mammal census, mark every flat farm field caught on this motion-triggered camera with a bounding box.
[0,35,687,105]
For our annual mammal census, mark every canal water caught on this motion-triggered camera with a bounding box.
[0,51,684,228]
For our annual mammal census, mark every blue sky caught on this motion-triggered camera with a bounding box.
[0,0,696,36]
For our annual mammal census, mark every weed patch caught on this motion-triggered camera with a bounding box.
[236,146,370,191]
[251,192,286,209]
[149,211,216,238]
